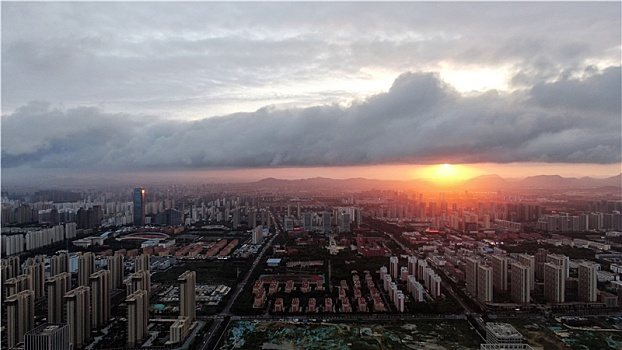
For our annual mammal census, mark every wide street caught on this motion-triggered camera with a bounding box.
[198,213,283,350]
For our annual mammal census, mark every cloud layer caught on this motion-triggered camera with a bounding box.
[2,2,620,118]
[3,67,620,171]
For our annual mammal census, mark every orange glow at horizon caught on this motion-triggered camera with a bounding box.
[408,163,483,185]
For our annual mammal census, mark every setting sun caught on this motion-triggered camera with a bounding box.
[407,163,483,185]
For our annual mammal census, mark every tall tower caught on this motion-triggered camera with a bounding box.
[2,256,21,278]
[5,273,33,297]
[390,256,399,280]
[133,187,146,226]
[78,252,95,287]
[90,270,111,328]
[535,248,549,281]
[546,254,569,279]
[517,254,535,291]
[65,286,91,349]
[127,270,151,296]
[134,254,151,273]
[544,262,565,303]
[107,253,125,289]
[465,257,479,296]
[24,257,45,300]
[491,255,508,292]
[578,261,598,302]
[46,272,71,324]
[6,289,35,348]
[510,263,530,304]
[178,270,196,321]
[51,253,69,276]
[126,289,149,347]
[477,264,493,303]
[322,211,332,233]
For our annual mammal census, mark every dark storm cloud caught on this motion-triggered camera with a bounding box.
[3,69,620,170]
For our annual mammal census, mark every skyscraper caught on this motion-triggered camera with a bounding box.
[5,273,32,297]
[390,256,399,280]
[517,254,535,291]
[6,289,35,348]
[465,257,479,296]
[491,255,508,292]
[65,286,91,349]
[126,289,149,347]
[178,270,196,321]
[578,261,598,302]
[46,272,71,324]
[90,270,111,328]
[544,262,565,303]
[51,253,69,276]
[134,254,151,273]
[133,187,146,226]
[510,263,530,304]
[78,252,95,287]
[24,324,70,350]
[24,256,45,300]
[546,254,569,279]
[127,270,151,296]
[477,264,493,303]
[107,253,125,289]
[322,211,332,233]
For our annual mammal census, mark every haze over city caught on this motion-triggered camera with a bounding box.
[1,1,620,187]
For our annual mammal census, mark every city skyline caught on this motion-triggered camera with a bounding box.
[1,2,621,186]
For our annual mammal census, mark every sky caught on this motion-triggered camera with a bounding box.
[1,2,621,185]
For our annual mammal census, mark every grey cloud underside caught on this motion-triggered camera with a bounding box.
[2,68,620,170]
[2,2,620,116]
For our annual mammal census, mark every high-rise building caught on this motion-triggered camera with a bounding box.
[6,289,35,348]
[126,270,151,296]
[390,256,399,280]
[46,272,71,324]
[534,248,549,281]
[134,254,151,273]
[517,254,535,291]
[578,261,598,302]
[465,257,479,296]
[24,257,45,300]
[107,253,125,289]
[133,187,146,226]
[546,254,569,279]
[90,270,111,328]
[477,264,493,303]
[339,212,351,232]
[178,270,196,321]
[491,255,508,292]
[544,262,565,303]
[321,211,332,233]
[2,255,21,278]
[5,273,33,297]
[51,253,69,276]
[407,256,417,276]
[302,212,313,231]
[126,289,149,347]
[65,286,91,349]
[24,324,70,350]
[78,252,95,287]
[510,263,530,304]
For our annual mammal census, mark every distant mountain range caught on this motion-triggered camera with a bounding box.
[249,173,622,191]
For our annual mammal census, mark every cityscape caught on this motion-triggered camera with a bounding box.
[1,2,621,350]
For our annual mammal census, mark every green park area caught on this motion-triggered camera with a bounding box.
[218,320,483,350]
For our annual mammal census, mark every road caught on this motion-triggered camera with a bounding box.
[198,213,283,350]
